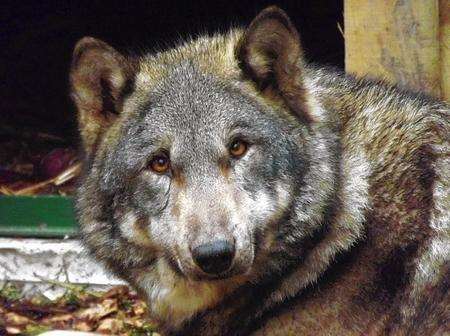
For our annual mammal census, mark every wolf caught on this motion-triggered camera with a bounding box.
[70,6,449,336]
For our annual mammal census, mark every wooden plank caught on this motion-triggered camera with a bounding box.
[344,0,441,98]
[0,195,78,238]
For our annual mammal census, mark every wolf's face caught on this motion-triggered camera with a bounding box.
[71,6,340,325]
[96,61,307,280]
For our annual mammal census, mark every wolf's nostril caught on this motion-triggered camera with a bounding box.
[192,240,235,275]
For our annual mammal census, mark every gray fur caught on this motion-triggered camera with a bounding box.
[71,7,449,335]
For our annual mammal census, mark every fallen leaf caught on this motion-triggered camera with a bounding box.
[102,285,129,299]
[5,312,32,325]
[41,313,74,325]
[96,317,124,334]
[5,325,23,334]
[74,319,95,332]
[132,300,148,316]
[76,298,118,321]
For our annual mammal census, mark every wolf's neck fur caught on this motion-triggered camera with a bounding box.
[265,77,371,304]
[265,146,370,307]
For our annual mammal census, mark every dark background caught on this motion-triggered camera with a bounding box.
[1,0,343,142]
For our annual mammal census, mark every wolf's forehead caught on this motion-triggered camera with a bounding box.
[139,63,248,132]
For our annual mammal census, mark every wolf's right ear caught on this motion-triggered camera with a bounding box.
[70,37,135,156]
[237,7,312,124]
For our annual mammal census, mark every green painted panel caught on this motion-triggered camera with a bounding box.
[0,196,79,237]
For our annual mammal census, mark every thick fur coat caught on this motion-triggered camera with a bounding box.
[71,7,450,335]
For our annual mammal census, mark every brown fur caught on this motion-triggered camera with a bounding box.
[71,6,450,336]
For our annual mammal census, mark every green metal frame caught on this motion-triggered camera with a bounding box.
[0,196,78,237]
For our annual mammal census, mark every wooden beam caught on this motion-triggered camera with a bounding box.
[344,0,442,98]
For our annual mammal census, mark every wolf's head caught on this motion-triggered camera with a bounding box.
[71,6,344,325]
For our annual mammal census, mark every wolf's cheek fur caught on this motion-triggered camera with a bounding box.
[116,211,153,248]
[113,175,166,238]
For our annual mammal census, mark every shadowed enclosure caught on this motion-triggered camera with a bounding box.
[1,0,343,140]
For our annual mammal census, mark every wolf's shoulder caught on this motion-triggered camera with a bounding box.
[304,64,449,156]
[305,64,445,110]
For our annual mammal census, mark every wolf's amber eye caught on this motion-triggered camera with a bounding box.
[229,139,248,158]
[148,154,170,174]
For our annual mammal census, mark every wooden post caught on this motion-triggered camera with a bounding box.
[344,0,445,99]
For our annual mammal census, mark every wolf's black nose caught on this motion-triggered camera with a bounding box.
[192,240,235,275]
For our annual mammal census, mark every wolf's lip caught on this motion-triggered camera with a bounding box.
[203,270,235,280]
[191,271,236,282]
[189,264,250,282]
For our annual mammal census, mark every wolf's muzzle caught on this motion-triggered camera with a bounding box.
[192,240,235,275]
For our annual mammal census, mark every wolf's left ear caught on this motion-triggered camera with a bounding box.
[237,6,312,124]
[70,37,135,156]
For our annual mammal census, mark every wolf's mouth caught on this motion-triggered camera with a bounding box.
[190,272,234,282]
[169,255,249,282]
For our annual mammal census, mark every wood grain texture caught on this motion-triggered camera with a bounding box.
[344,0,441,98]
